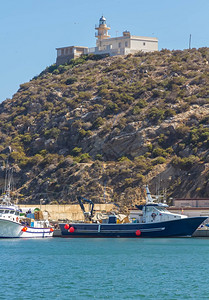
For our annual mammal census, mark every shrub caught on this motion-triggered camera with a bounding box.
[152,156,166,165]
[106,101,119,113]
[124,178,134,186]
[79,153,91,163]
[171,155,199,170]
[147,107,164,124]
[72,147,82,156]
[92,117,104,129]
[136,99,147,108]
[79,129,92,138]
[152,147,168,158]
[65,77,77,85]
[118,156,131,163]
[132,106,141,115]
[44,128,60,139]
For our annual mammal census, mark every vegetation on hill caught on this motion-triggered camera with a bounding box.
[1,49,209,208]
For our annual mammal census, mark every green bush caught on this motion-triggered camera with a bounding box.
[65,77,77,85]
[44,128,60,139]
[72,147,82,156]
[171,155,199,170]
[152,156,166,165]
[152,147,168,158]
[118,156,131,163]
[147,107,165,124]
[92,117,104,129]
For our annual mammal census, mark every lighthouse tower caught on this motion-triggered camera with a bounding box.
[95,16,110,47]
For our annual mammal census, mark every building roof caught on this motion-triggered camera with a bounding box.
[174,198,209,201]
[56,46,88,50]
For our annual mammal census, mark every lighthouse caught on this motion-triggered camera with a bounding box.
[95,16,110,48]
[56,15,158,65]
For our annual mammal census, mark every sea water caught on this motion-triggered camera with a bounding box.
[0,238,209,300]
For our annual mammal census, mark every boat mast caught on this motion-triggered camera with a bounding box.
[2,165,13,205]
[145,186,153,203]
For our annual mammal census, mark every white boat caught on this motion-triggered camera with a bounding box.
[0,205,54,238]
[0,168,54,238]
[19,209,54,238]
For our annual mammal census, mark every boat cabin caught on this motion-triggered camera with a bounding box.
[130,203,187,223]
[0,206,20,222]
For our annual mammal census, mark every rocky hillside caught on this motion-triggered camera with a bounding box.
[1,48,209,208]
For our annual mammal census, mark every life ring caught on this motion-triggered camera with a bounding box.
[151,213,156,219]
[16,217,19,222]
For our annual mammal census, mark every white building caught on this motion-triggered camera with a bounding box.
[56,16,158,65]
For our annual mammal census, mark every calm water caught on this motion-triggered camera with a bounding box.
[0,238,209,299]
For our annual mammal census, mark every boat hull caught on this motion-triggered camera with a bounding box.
[59,217,208,238]
[20,227,53,238]
[0,219,22,238]
[0,219,53,238]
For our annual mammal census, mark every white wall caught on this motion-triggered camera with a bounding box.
[130,37,158,52]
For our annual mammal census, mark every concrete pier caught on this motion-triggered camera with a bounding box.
[192,228,209,237]
[53,229,62,237]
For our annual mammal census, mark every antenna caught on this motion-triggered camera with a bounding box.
[189,34,192,49]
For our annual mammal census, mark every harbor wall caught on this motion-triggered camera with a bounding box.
[19,203,115,221]
[168,207,209,219]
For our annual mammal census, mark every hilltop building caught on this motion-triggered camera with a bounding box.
[56,16,158,65]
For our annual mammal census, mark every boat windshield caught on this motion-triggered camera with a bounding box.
[156,206,168,212]
[10,210,15,214]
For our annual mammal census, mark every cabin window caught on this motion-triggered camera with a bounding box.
[10,211,15,214]
[146,207,153,212]
[5,210,9,213]
[157,207,167,212]
[0,210,4,213]
[15,211,20,215]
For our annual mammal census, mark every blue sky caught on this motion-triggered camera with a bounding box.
[1,0,209,102]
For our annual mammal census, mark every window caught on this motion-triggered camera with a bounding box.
[61,49,64,55]
[143,42,146,46]
[118,42,121,48]
[125,41,128,47]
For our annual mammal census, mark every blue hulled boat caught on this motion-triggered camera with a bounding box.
[59,187,208,238]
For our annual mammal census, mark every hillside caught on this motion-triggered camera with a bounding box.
[1,48,209,208]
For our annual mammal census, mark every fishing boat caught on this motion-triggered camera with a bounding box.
[59,187,208,238]
[0,167,54,238]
